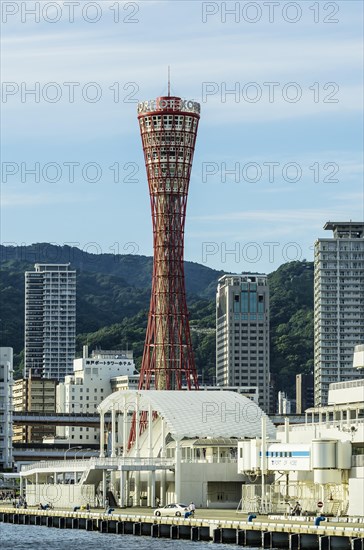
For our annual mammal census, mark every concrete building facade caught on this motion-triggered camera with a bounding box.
[277,391,291,414]
[24,263,76,380]
[354,344,364,370]
[56,348,136,446]
[0,347,13,470]
[314,222,364,405]
[216,274,270,412]
[238,378,364,517]
[296,372,314,414]
[12,373,57,444]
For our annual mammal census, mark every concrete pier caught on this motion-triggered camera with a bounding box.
[0,508,363,548]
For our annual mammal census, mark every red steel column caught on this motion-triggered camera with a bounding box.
[137,96,200,391]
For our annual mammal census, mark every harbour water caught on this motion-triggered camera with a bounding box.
[0,523,261,549]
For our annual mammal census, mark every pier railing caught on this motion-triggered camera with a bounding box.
[181,457,237,464]
[238,482,347,515]
[21,457,175,474]
[277,417,364,432]
[21,455,237,474]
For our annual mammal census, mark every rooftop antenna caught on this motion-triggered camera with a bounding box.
[168,65,171,97]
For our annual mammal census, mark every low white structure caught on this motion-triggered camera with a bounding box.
[0,347,13,470]
[21,390,275,509]
[238,379,364,516]
[56,347,136,445]
[353,344,364,370]
[278,391,291,414]
[111,374,140,392]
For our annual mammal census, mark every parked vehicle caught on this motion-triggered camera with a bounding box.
[154,503,189,517]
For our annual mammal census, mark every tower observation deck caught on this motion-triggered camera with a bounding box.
[137,95,200,391]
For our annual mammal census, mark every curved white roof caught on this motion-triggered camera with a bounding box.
[98,390,275,440]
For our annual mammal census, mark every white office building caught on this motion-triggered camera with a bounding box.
[24,263,76,380]
[56,348,136,446]
[238,378,364,517]
[0,347,13,470]
[314,222,364,406]
[216,274,270,412]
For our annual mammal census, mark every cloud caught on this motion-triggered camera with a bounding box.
[1,190,94,207]
[191,208,362,223]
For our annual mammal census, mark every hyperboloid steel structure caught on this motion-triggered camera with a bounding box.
[137,93,200,391]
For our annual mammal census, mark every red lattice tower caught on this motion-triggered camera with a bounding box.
[137,94,200,392]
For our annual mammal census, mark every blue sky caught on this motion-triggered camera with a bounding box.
[1,0,363,274]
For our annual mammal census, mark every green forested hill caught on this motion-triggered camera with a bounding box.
[0,244,314,398]
[269,262,314,396]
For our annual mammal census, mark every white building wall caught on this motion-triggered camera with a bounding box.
[353,345,364,370]
[26,483,96,508]
[0,347,13,470]
[57,352,136,445]
[348,468,364,516]
[180,462,242,508]
[328,379,364,405]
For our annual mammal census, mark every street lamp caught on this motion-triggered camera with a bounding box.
[75,448,92,460]
[64,446,82,461]
[74,448,84,460]
[83,448,93,460]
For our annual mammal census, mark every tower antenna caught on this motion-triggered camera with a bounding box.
[168,66,171,96]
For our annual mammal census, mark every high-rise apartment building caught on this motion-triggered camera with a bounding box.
[0,347,13,470]
[314,222,364,406]
[216,274,270,412]
[24,263,76,380]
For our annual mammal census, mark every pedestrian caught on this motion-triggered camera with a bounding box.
[292,501,302,516]
[314,515,326,527]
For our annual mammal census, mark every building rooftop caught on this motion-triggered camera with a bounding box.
[323,221,364,238]
[32,263,73,271]
[218,273,267,284]
[98,390,275,440]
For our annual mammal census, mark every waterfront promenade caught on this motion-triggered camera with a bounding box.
[1,502,364,527]
[1,503,363,549]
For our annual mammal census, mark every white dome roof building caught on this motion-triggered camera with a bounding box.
[97,390,275,508]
